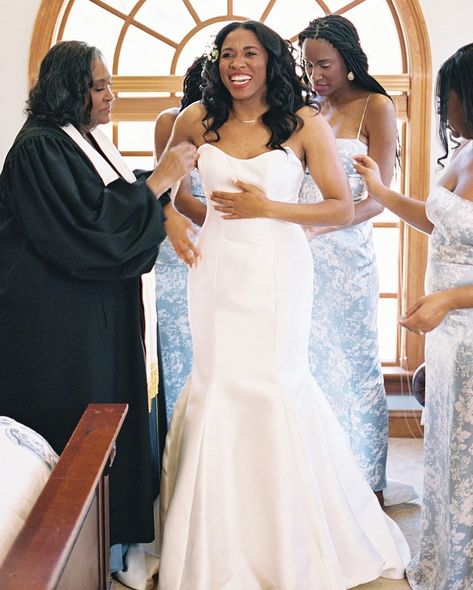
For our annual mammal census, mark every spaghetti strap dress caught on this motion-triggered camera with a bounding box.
[298,95,388,492]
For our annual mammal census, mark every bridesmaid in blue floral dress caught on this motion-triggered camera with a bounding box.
[297,16,397,503]
[154,57,207,423]
[355,43,473,590]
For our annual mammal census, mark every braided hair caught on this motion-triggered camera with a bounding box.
[436,42,473,167]
[201,20,315,150]
[297,14,389,98]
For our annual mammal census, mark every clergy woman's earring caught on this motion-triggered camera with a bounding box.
[347,71,355,81]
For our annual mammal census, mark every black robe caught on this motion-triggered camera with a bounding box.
[0,117,168,544]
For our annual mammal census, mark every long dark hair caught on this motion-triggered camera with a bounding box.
[436,42,473,167]
[180,55,206,110]
[297,15,389,98]
[27,40,103,128]
[201,20,315,150]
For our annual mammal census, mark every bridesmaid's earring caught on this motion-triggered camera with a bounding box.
[347,71,355,81]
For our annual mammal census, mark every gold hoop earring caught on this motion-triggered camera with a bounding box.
[347,71,355,81]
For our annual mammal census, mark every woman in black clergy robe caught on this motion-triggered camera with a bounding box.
[0,41,197,551]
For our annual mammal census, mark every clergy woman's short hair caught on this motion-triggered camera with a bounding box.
[27,40,103,129]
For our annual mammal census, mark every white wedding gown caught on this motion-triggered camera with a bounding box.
[158,144,410,590]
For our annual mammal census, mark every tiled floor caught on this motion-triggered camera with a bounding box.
[113,437,424,590]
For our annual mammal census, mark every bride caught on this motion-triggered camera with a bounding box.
[158,20,410,589]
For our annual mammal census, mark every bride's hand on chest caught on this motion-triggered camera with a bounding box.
[211,180,272,219]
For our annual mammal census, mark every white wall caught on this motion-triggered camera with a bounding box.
[0,0,40,166]
[418,0,473,181]
[0,0,472,180]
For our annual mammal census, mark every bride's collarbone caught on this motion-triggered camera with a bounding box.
[213,141,272,160]
[215,121,271,159]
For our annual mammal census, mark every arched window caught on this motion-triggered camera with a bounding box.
[30,0,431,375]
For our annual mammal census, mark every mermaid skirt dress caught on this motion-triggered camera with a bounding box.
[158,144,409,589]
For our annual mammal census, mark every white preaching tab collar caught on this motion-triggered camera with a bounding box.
[61,123,136,184]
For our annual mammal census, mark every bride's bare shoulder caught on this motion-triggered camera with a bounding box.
[172,102,207,144]
[177,101,206,124]
[296,104,325,127]
[294,105,332,147]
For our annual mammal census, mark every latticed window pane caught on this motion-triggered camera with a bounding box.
[191,0,233,21]
[60,1,404,76]
[233,0,283,17]
[62,1,123,66]
[101,0,138,11]
[119,29,175,75]
[374,227,400,293]
[264,0,326,38]
[378,298,398,362]
[134,0,196,41]
[176,24,232,73]
[343,0,403,73]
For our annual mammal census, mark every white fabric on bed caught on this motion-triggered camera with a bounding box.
[0,417,58,564]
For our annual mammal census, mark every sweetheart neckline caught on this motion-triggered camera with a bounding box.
[197,143,303,172]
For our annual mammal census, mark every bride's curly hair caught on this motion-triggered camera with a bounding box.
[201,20,316,150]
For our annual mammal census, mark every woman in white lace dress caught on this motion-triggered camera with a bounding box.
[354,43,473,590]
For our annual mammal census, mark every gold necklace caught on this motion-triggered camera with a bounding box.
[232,112,260,124]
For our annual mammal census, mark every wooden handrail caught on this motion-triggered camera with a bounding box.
[0,403,128,589]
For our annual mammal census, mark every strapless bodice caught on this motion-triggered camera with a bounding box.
[426,184,473,294]
[196,143,305,244]
[197,143,304,203]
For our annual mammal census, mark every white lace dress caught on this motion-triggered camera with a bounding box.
[407,185,473,590]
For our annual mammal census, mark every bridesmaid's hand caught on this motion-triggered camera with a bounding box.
[399,291,453,335]
[352,154,386,201]
[211,180,272,219]
[164,205,200,267]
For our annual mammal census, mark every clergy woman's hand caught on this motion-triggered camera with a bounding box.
[163,205,200,267]
[211,180,272,219]
[149,142,197,196]
[160,141,197,182]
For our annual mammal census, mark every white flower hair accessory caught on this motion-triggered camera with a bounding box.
[205,35,219,63]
